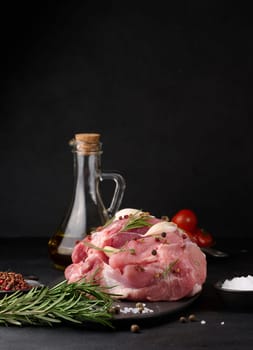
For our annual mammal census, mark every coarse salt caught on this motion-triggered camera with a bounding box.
[222,275,253,291]
[120,303,154,315]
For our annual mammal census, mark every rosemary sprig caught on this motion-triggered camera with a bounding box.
[83,241,119,254]
[162,259,179,278]
[83,241,136,255]
[120,211,152,232]
[0,279,114,327]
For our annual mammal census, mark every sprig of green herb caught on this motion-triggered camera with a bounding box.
[120,211,152,232]
[162,259,179,278]
[83,241,119,254]
[83,241,136,255]
[0,279,114,327]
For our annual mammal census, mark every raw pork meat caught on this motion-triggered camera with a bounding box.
[65,209,207,301]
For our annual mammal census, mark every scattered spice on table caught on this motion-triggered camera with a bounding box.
[188,314,197,322]
[179,316,187,323]
[130,324,140,333]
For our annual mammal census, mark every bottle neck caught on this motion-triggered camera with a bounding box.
[74,151,101,187]
[70,137,102,176]
[61,141,106,236]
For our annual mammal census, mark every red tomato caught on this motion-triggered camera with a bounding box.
[171,209,198,233]
[195,228,214,247]
[184,230,198,244]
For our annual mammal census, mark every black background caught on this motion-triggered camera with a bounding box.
[0,1,252,240]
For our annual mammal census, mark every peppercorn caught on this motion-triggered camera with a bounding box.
[135,302,143,308]
[151,249,157,255]
[108,305,120,314]
[188,314,197,322]
[179,316,187,323]
[135,302,144,313]
[130,324,140,333]
[161,232,167,238]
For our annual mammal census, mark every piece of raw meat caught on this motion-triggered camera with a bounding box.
[65,209,207,301]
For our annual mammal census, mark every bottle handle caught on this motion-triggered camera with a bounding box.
[101,172,126,217]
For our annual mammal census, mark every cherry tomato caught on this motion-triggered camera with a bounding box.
[171,209,198,233]
[195,228,214,247]
[184,230,198,244]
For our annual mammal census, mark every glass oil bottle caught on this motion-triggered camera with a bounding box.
[48,133,126,270]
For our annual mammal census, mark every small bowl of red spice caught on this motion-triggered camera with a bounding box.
[0,271,42,297]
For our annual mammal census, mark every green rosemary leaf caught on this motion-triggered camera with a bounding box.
[2,318,22,326]
[17,287,49,312]
[52,310,82,324]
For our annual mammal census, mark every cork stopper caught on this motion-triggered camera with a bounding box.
[75,133,100,143]
[74,133,101,154]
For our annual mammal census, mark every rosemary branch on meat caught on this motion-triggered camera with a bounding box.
[0,279,114,327]
[162,259,179,278]
[120,211,152,232]
[83,241,136,255]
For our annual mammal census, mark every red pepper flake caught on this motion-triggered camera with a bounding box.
[0,271,31,292]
